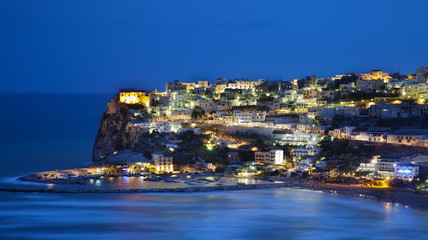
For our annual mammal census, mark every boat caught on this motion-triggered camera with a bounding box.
[164,178,179,183]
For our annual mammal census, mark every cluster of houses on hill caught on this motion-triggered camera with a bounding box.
[111,67,428,180]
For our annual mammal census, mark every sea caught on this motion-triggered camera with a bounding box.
[0,93,427,240]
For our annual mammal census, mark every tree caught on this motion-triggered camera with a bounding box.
[192,106,205,119]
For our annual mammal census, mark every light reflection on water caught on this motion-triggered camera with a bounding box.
[0,176,269,190]
[0,188,427,240]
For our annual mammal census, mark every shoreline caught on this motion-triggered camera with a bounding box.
[1,181,427,212]
[297,182,428,212]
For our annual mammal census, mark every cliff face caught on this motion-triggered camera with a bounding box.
[92,96,142,162]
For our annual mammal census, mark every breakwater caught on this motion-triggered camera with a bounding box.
[0,182,297,193]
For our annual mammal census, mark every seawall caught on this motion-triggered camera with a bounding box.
[0,182,297,193]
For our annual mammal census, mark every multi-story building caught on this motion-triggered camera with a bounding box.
[401,83,428,99]
[368,103,428,119]
[257,98,281,110]
[357,156,419,180]
[377,157,403,177]
[291,145,321,157]
[232,110,266,124]
[132,120,181,133]
[170,110,192,120]
[152,154,173,173]
[386,134,425,145]
[308,106,361,121]
[169,93,193,110]
[356,79,384,92]
[356,156,380,172]
[227,79,264,90]
[339,82,356,96]
[254,149,284,165]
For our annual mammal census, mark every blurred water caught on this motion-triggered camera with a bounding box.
[0,189,427,240]
[0,93,427,239]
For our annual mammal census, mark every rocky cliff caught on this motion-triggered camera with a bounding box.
[92,96,142,162]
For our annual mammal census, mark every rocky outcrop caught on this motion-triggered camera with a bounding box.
[92,96,143,162]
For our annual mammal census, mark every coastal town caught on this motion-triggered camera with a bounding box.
[17,67,428,198]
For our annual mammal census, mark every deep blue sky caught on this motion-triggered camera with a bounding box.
[1,0,427,93]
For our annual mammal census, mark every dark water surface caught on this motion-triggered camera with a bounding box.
[0,93,427,239]
[0,93,112,177]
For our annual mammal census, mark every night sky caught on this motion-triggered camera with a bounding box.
[1,0,427,93]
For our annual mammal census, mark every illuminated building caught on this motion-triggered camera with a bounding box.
[232,110,266,124]
[394,163,419,180]
[401,83,428,99]
[255,149,284,165]
[356,79,384,92]
[356,156,380,173]
[152,154,173,174]
[360,70,392,83]
[368,103,428,119]
[291,145,321,157]
[226,79,265,90]
[119,89,150,106]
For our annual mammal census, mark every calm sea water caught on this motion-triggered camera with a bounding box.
[0,93,427,239]
[0,93,112,177]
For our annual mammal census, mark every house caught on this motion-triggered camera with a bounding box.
[291,145,321,157]
[386,134,425,145]
[356,79,384,92]
[232,110,266,124]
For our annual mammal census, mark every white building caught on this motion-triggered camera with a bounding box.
[255,149,284,165]
[394,163,419,180]
[356,156,379,172]
[132,120,181,133]
[227,79,264,90]
[356,79,384,92]
[232,110,266,124]
[401,83,428,99]
[291,145,321,157]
